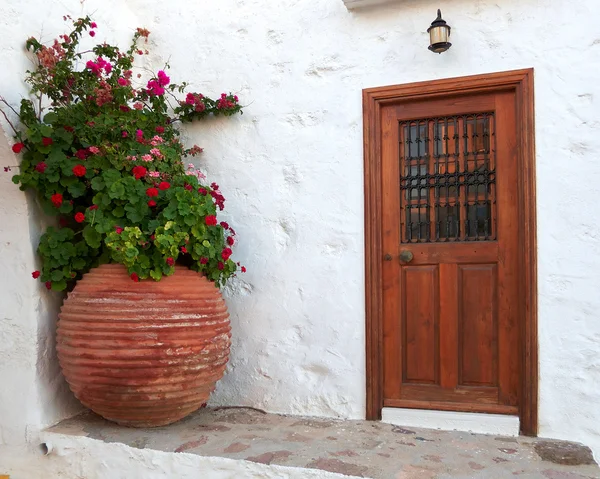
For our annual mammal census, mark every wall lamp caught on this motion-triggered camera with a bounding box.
[428,9,452,54]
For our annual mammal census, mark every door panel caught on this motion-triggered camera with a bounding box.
[381,91,520,415]
[402,265,439,385]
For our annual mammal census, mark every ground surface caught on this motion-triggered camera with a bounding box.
[48,407,599,479]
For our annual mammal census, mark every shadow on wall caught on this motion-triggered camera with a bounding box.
[0,124,82,447]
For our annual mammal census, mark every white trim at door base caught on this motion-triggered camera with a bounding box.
[381,407,520,436]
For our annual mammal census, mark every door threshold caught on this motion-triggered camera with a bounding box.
[381,407,519,436]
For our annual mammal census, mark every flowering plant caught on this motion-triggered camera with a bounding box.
[2,17,244,290]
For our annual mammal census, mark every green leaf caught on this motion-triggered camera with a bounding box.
[40,125,53,137]
[68,181,86,198]
[149,268,163,281]
[43,112,58,124]
[108,182,125,199]
[113,206,125,217]
[72,258,87,269]
[83,225,102,248]
[51,280,67,291]
[51,270,64,281]
[163,204,177,220]
[125,205,143,223]
[103,169,121,185]
[91,177,105,191]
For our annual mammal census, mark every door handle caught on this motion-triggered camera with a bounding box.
[384,254,393,261]
[399,250,414,263]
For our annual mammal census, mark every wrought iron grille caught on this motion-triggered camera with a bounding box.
[399,113,496,243]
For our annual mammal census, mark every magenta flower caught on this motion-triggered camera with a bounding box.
[157,70,170,87]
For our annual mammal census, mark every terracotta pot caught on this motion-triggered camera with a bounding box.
[57,264,231,427]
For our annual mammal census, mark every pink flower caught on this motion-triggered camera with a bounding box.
[122,131,128,137]
[146,79,164,96]
[150,136,164,146]
[88,146,100,154]
[115,226,124,234]
[133,102,144,110]
[148,171,161,178]
[185,93,195,105]
[141,154,153,162]
[157,70,170,86]
[150,148,163,158]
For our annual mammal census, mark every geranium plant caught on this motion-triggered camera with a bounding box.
[1,16,244,290]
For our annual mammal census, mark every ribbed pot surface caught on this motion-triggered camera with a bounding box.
[57,264,231,427]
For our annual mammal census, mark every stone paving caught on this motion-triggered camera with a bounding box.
[47,407,599,478]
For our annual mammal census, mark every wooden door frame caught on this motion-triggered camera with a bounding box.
[363,69,538,435]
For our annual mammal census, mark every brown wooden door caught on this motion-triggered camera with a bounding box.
[381,91,520,415]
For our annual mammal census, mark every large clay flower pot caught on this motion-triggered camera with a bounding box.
[56,264,231,427]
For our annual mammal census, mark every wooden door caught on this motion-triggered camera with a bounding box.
[381,91,520,415]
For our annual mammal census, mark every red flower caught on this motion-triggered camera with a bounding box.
[241,266,247,273]
[155,126,165,133]
[51,193,63,207]
[158,181,171,190]
[45,281,52,290]
[75,149,88,160]
[132,165,147,179]
[184,184,193,191]
[198,188,207,196]
[147,200,157,207]
[35,162,47,173]
[220,221,229,229]
[211,182,219,190]
[74,212,85,223]
[205,215,217,226]
[115,226,124,234]
[42,137,53,146]
[166,257,175,266]
[217,262,224,270]
[146,187,159,197]
[120,105,130,112]
[72,165,86,177]
[89,204,98,210]
[221,247,232,261]
[180,246,187,254]
[227,236,235,246]
[59,217,68,227]
[32,271,41,279]
[130,273,139,282]
[64,126,74,132]
[12,142,25,153]
[199,257,208,265]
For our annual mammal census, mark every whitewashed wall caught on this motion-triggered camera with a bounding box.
[1,0,599,464]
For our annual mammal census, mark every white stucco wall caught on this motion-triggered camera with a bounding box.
[1,0,600,466]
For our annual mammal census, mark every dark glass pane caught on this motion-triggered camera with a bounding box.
[466,202,492,239]
[436,204,460,240]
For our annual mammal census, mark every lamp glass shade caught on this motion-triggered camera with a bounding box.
[429,25,449,47]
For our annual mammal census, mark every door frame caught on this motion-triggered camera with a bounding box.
[363,69,538,435]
